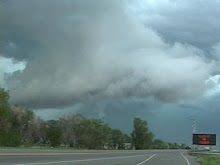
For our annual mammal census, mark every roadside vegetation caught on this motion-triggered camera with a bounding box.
[0,87,189,149]
[195,155,220,165]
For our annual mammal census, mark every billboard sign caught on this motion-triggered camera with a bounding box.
[193,134,216,145]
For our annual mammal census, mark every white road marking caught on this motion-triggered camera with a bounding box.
[181,153,191,165]
[15,154,151,165]
[136,154,156,165]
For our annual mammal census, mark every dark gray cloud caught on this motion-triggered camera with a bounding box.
[35,97,162,133]
[1,0,217,109]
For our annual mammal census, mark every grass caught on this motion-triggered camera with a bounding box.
[195,155,220,165]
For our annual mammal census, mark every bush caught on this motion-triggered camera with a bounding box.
[0,130,22,147]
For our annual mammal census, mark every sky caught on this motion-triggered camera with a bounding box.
[1,0,220,146]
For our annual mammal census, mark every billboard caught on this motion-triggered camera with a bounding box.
[193,134,216,145]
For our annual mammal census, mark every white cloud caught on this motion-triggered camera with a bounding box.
[205,75,220,97]
[0,56,26,87]
[129,0,220,50]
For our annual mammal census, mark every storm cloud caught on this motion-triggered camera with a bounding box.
[131,0,220,50]
[1,0,217,108]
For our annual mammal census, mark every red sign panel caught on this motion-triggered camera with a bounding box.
[193,134,216,145]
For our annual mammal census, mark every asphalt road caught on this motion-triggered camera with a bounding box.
[0,149,200,165]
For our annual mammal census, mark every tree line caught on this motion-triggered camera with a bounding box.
[0,87,189,149]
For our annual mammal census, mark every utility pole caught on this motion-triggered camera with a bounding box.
[192,118,196,134]
[192,117,197,151]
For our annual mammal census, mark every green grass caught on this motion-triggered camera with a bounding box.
[195,155,220,165]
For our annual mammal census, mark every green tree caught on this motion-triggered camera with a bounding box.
[11,106,34,144]
[85,119,110,149]
[11,106,46,146]
[110,129,125,149]
[29,117,46,145]
[168,142,181,149]
[0,130,21,146]
[131,118,153,150]
[45,120,62,147]
[74,118,111,149]
[60,114,86,147]
[124,134,132,143]
[180,143,190,149]
[0,87,11,132]
[0,87,22,146]
[151,139,169,149]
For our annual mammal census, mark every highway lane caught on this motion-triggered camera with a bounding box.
[0,150,200,165]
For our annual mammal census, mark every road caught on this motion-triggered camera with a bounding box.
[0,149,200,165]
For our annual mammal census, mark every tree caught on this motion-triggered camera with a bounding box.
[85,119,110,149]
[11,106,34,143]
[11,106,46,146]
[124,134,132,143]
[151,139,169,149]
[0,87,11,132]
[29,117,46,145]
[0,87,22,146]
[73,118,111,149]
[45,120,62,147]
[110,129,125,149]
[131,118,153,150]
[60,114,85,147]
